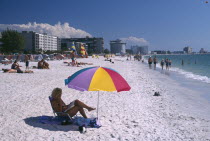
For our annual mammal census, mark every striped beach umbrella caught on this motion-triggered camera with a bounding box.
[65,66,131,118]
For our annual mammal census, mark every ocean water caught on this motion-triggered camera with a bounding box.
[144,54,210,84]
[142,54,210,119]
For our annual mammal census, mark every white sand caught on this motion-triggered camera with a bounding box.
[0,57,210,141]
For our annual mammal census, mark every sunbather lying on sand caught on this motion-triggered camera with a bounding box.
[51,88,96,118]
[2,68,33,73]
[2,69,17,73]
[77,62,93,65]
[67,61,93,66]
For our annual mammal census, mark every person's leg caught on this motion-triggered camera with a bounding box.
[8,69,17,73]
[25,70,33,73]
[67,106,87,118]
[74,99,95,111]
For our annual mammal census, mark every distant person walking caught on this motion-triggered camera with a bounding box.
[153,56,158,70]
[25,54,29,70]
[165,59,169,70]
[168,59,172,68]
[160,59,164,70]
[148,56,153,69]
[182,60,184,66]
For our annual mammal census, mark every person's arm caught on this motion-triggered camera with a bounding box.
[60,99,68,111]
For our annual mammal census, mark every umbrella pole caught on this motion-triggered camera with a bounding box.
[97,91,100,119]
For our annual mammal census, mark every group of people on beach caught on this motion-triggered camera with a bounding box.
[148,56,172,70]
[2,59,33,73]
[1,53,97,120]
[160,58,172,70]
[148,56,158,69]
[64,50,93,67]
[1,54,51,73]
[134,54,142,61]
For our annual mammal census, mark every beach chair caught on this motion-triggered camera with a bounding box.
[49,96,73,121]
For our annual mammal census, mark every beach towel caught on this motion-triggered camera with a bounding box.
[74,117,101,128]
[39,116,69,125]
[39,116,101,128]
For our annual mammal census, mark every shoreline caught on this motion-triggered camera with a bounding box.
[143,54,210,84]
[0,56,210,140]
[140,60,210,120]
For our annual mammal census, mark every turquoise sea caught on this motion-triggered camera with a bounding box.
[144,54,210,84]
[144,54,210,119]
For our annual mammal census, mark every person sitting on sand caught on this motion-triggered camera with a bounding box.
[51,88,95,118]
[10,60,28,73]
[43,61,49,69]
[11,60,21,70]
[38,59,44,69]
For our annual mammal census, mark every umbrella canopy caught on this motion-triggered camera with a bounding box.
[65,67,131,92]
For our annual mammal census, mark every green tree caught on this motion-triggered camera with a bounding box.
[1,29,24,53]
[104,48,110,54]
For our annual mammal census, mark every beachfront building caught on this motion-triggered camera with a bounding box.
[151,50,170,54]
[183,46,192,54]
[110,39,126,55]
[61,37,104,54]
[199,48,208,54]
[0,41,2,51]
[21,31,60,52]
[0,33,2,51]
[131,45,148,55]
[172,51,185,54]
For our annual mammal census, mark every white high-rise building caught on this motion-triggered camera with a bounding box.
[110,39,126,55]
[131,45,148,55]
[21,31,60,52]
[183,46,192,54]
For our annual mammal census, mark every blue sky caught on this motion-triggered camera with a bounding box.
[1,0,210,52]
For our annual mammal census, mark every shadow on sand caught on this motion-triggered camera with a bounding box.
[24,116,79,132]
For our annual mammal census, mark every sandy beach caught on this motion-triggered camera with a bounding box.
[0,56,210,141]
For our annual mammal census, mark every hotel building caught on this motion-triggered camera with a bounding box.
[61,37,104,54]
[21,31,60,52]
[110,39,126,55]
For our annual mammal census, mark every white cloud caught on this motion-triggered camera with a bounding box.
[120,36,149,48]
[0,22,92,38]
